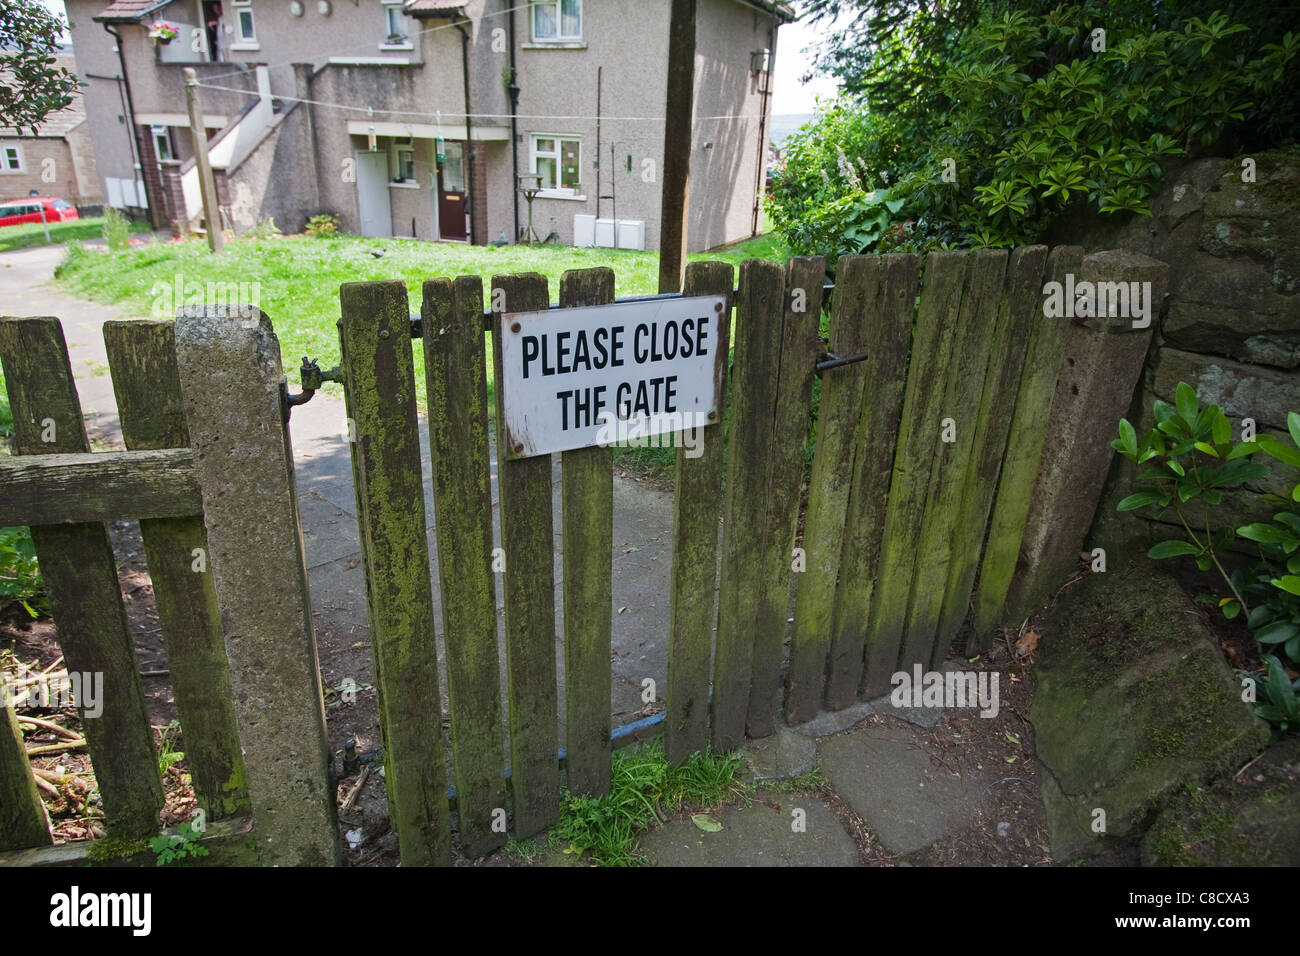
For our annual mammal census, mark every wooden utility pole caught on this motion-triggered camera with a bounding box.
[657,0,696,294]
[183,68,224,253]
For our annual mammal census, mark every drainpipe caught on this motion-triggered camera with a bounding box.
[508,1,520,242]
[103,22,157,224]
[453,18,475,244]
[750,23,775,238]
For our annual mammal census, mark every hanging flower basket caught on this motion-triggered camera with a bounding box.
[148,21,178,44]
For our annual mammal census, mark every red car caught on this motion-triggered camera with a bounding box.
[0,197,79,228]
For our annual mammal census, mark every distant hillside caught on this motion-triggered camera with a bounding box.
[768,114,813,146]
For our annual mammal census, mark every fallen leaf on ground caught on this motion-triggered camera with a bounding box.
[691,814,722,832]
[1014,630,1040,658]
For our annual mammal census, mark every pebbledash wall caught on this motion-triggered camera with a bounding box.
[1059,150,1300,549]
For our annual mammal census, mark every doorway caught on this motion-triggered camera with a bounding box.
[355,150,392,238]
[202,0,224,61]
[436,141,467,241]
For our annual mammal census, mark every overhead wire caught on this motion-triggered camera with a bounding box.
[194,81,766,124]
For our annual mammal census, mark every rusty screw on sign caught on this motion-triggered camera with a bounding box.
[511,321,521,333]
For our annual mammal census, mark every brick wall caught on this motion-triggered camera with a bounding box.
[137,126,166,229]
[0,138,82,204]
[160,159,187,237]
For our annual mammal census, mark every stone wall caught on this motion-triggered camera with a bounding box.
[1054,151,1300,553]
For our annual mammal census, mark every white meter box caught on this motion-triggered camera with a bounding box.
[498,295,727,459]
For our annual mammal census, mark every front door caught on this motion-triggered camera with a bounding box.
[437,141,467,241]
[355,150,392,238]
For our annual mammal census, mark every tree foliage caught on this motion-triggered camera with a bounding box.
[770,1,1300,259]
[0,0,78,135]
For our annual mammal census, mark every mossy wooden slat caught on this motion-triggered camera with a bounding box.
[747,256,823,738]
[712,259,785,751]
[897,250,1008,670]
[0,317,163,839]
[423,276,508,857]
[338,319,382,700]
[823,255,918,710]
[340,282,451,867]
[558,267,615,796]
[970,246,1083,650]
[103,319,249,819]
[860,254,966,699]
[0,449,200,526]
[492,273,560,836]
[787,256,904,720]
[665,260,734,763]
[931,246,1048,666]
[0,703,49,850]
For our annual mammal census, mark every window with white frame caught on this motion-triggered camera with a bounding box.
[391,140,415,182]
[231,0,257,48]
[0,145,23,172]
[530,135,581,194]
[152,125,175,162]
[381,0,409,45]
[531,0,581,41]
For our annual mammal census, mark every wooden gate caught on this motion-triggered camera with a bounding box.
[334,246,1087,864]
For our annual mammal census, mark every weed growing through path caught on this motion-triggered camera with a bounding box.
[554,739,744,866]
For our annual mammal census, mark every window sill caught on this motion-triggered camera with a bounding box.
[521,41,587,50]
[230,42,260,51]
[389,180,421,189]
[536,189,586,201]
[379,42,413,51]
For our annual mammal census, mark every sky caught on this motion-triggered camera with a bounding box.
[36,0,842,114]
[771,2,845,116]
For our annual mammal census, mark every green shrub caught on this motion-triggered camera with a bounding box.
[770,5,1299,257]
[0,526,46,619]
[1112,386,1300,663]
[0,368,49,618]
[1255,655,1300,735]
[305,214,338,237]
[101,207,131,251]
[248,216,281,239]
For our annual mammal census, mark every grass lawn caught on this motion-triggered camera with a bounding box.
[54,230,789,389]
[0,216,153,253]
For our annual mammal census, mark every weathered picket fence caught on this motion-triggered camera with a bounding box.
[0,317,252,856]
[1,245,1150,866]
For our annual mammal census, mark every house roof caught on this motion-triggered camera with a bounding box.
[94,0,175,24]
[403,0,465,18]
[0,55,88,139]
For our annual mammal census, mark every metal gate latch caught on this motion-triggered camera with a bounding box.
[285,357,346,414]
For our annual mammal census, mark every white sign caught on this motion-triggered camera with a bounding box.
[498,295,726,459]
